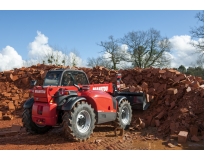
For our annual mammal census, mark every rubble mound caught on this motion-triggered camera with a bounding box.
[0,64,203,138]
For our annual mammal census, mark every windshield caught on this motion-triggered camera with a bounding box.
[61,71,89,86]
[43,71,62,86]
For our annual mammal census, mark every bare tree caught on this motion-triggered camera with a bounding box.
[87,56,112,68]
[97,36,127,69]
[190,11,204,67]
[190,11,204,52]
[121,28,171,68]
[42,46,82,67]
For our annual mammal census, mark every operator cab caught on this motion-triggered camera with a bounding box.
[43,69,89,87]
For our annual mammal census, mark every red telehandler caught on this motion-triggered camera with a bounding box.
[22,68,149,141]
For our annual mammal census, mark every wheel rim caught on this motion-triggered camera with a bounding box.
[121,105,130,125]
[76,110,91,133]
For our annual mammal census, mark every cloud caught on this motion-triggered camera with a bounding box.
[28,31,83,67]
[0,46,23,71]
[169,35,201,68]
[0,31,84,71]
[68,52,83,67]
[28,31,52,59]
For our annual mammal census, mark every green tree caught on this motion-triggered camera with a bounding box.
[186,66,204,79]
[87,56,112,69]
[178,65,187,73]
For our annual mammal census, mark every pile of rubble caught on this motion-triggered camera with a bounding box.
[0,64,204,140]
[117,67,204,141]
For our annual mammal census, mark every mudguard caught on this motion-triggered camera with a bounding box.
[115,96,127,105]
[118,92,150,110]
[61,96,86,111]
[23,97,34,109]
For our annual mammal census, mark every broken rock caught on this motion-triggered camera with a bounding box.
[191,135,200,142]
[0,111,2,120]
[178,131,188,143]
[167,143,176,148]
[167,88,178,95]
[2,114,13,120]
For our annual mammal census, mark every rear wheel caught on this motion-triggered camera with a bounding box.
[62,101,96,141]
[22,108,51,134]
[115,99,132,130]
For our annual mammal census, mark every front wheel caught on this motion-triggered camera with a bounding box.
[22,108,52,134]
[115,99,132,130]
[62,101,96,141]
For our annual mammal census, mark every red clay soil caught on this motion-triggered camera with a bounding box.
[0,109,203,150]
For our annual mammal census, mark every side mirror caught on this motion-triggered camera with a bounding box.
[30,80,37,87]
[74,84,81,91]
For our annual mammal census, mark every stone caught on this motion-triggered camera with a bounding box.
[180,108,189,113]
[114,127,124,136]
[167,88,178,95]
[191,135,200,142]
[178,131,188,143]
[189,125,198,136]
[170,101,175,108]
[159,70,166,74]
[2,114,13,120]
[190,81,200,88]
[95,139,102,144]
[153,83,160,90]
[23,93,30,98]
[145,115,153,126]
[155,119,160,127]
[129,86,136,92]
[21,77,29,84]
[0,111,2,120]
[170,122,176,133]
[167,143,175,148]
[155,110,165,120]
[8,101,15,110]
[139,118,145,128]
[186,87,191,92]
[141,82,148,89]
[11,96,19,100]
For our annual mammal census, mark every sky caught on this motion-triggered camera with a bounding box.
[0,0,204,71]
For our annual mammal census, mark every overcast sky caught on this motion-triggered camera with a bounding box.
[0,1,204,71]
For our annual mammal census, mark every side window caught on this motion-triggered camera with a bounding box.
[76,72,89,85]
[43,71,61,86]
[61,71,73,86]
[61,71,89,86]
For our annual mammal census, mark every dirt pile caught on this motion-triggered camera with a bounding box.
[0,64,204,139]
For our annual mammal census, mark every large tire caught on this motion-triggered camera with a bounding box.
[22,108,52,134]
[62,101,96,141]
[115,99,132,130]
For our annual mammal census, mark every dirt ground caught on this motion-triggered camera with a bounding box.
[0,109,203,151]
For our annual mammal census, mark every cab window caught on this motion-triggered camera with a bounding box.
[43,71,62,86]
[61,71,89,86]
